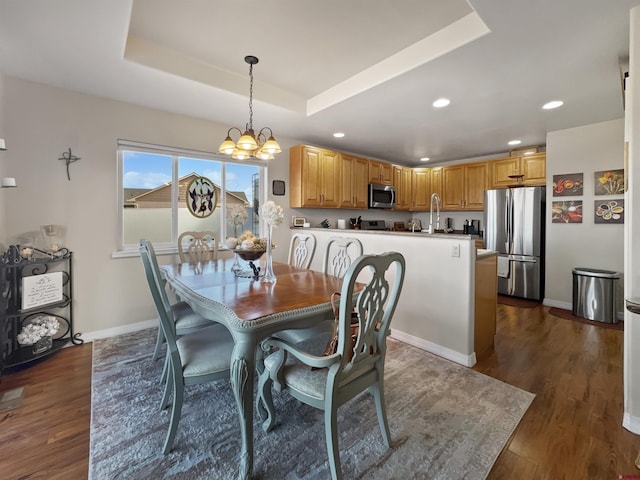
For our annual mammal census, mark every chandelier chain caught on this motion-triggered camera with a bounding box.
[248,63,254,131]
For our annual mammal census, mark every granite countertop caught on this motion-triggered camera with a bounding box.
[290,226,482,240]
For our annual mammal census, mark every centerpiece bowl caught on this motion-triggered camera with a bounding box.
[233,248,266,261]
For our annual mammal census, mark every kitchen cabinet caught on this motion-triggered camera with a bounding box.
[521,153,546,186]
[442,162,488,210]
[410,168,431,211]
[393,165,412,211]
[474,253,497,359]
[369,160,393,185]
[490,153,546,188]
[339,154,369,209]
[290,145,341,208]
[0,250,83,375]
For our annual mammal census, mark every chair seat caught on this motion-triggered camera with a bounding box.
[178,323,234,378]
[172,301,212,332]
[264,334,330,401]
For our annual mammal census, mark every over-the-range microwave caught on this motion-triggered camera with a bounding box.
[368,183,396,209]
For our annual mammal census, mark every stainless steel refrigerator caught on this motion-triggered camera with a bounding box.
[484,186,545,301]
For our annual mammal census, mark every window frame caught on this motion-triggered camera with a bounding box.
[116,139,267,253]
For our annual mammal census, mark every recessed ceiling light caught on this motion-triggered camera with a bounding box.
[432,98,450,108]
[508,140,522,146]
[420,157,430,162]
[542,100,563,110]
[333,132,345,138]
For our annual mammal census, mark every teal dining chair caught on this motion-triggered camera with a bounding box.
[275,236,363,345]
[257,251,406,480]
[140,239,212,363]
[140,239,234,454]
[287,231,316,269]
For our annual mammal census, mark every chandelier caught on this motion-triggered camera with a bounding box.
[218,55,281,161]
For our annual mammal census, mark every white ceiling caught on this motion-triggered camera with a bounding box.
[0,0,638,166]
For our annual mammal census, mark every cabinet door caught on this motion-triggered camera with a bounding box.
[464,162,488,210]
[431,167,443,199]
[490,157,520,188]
[522,153,546,186]
[393,166,412,210]
[369,160,393,185]
[340,155,368,209]
[290,145,319,207]
[410,168,430,211]
[320,149,341,207]
[442,165,464,210]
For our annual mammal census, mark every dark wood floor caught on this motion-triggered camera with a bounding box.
[0,303,638,479]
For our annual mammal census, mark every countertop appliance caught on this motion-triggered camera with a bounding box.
[368,183,396,209]
[484,186,545,301]
[360,220,387,230]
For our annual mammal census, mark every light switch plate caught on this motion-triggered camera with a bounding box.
[450,243,460,257]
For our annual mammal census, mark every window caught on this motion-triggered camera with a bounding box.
[118,140,265,251]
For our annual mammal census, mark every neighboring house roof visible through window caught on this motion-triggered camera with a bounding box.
[124,173,250,208]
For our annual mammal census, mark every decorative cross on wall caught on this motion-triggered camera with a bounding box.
[58,148,81,181]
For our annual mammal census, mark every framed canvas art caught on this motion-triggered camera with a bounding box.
[594,169,624,195]
[551,201,583,223]
[594,199,624,224]
[552,173,583,196]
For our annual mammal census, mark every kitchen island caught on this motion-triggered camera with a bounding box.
[290,228,497,366]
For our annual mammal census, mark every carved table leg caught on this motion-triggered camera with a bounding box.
[230,340,255,480]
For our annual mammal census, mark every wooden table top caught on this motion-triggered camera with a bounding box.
[161,258,345,322]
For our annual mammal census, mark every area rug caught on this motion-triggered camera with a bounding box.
[497,294,541,308]
[89,328,534,480]
[549,307,623,331]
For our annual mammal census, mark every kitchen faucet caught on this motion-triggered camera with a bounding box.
[427,193,441,234]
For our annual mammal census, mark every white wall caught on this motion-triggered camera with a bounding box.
[545,119,625,311]
[0,75,300,336]
[624,5,640,435]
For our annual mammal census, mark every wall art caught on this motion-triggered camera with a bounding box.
[186,176,217,218]
[594,199,624,224]
[594,169,624,195]
[552,173,583,196]
[551,200,583,223]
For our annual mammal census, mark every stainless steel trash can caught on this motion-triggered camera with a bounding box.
[572,268,620,323]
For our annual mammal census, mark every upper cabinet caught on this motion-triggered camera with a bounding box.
[340,154,369,209]
[290,145,341,208]
[490,153,546,188]
[442,162,488,211]
[393,165,412,211]
[410,168,431,211]
[369,160,393,185]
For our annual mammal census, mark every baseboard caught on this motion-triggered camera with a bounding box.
[623,411,640,434]
[390,329,477,367]
[543,298,572,310]
[79,318,157,343]
[543,298,625,321]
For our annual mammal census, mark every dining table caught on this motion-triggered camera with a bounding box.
[160,257,346,480]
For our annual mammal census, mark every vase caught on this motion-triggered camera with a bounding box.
[261,225,276,284]
[32,336,52,355]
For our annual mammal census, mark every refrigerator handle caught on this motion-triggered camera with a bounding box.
[504,191,511,253]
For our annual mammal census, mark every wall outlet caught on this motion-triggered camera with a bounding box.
[450,243,460,257]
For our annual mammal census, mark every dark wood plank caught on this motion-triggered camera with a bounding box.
[475,303,640,479]
[1,304,639,478]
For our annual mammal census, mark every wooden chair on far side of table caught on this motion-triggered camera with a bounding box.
[178,231,218,263]
[140,238,233,455]
[288,232,316,269]
[258,251,406,480]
